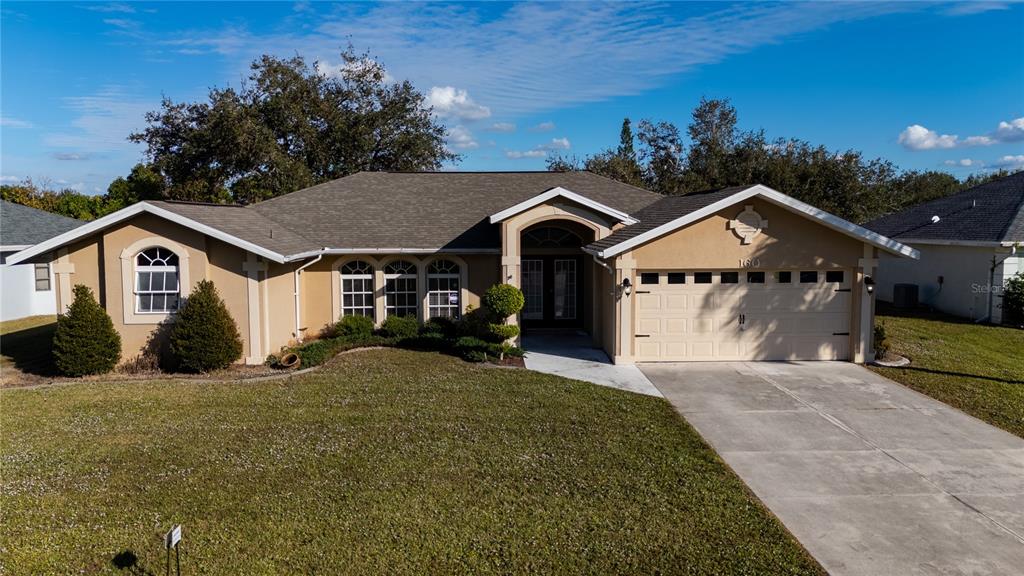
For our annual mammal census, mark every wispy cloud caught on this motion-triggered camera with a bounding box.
[943,2,1009,16]
[992,154,1024,170]
[44,86,152,152]
[529,121,556,132]
[485,122,516,133]
[505,136,571,159]
[82,2,136,14]
[0,175,21,183]
[447,125,479,150]
[154,2,925,118]
[942,158,981,167]
[53,152,92,161]
[0,116,33,128]
[899,117,1024,150]
[505,149,547,160]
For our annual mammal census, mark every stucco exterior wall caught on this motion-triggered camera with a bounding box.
[876,244,996,321]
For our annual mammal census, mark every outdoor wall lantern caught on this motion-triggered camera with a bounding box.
[864,275,876,294]
[622,278,632,296]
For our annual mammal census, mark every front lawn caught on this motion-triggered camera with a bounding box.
[0,348,822,575]
[871,310,1024,438]
[0,315,57,385]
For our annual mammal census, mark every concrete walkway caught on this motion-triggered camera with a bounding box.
[522,334,662,397]
[641,361,1024,576]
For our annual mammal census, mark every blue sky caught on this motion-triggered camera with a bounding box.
[1,1,1022,195]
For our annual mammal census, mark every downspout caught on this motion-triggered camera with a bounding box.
[590,253,614,275]
[293,253,324,342]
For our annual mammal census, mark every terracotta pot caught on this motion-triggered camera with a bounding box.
[279,352,301,369]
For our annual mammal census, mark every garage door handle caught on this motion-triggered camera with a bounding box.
[635,334,650,338]
[834,288,851,292]
[832,332,850,336]
[635,290,651,294]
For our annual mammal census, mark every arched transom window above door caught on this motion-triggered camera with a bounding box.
[521,226,584,249]
[384,260,418,318]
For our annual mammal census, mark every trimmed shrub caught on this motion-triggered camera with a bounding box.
[482,283,525,318]
[421,316,457,338]
[169,280,243,372]
[1003,272,1024,326]
[53,284,121,376]
[380,315,419,339]
[295,339,334,367]
[400,332,448,351]
[456,305,491,339]
[487,323,520,342]
[454,336,489,361]
[336,314,374,338]
[873,323,890,358]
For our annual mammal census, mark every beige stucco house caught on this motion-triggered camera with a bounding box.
[7,171,917,365]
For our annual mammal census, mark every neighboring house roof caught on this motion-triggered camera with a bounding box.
[864,171,1024,245]
[249,171,661,252]
[585,184,918,259]
[0,200,84,250]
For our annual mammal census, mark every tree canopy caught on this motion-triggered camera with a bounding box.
[548,98,1017,224]
[129,49,456,204]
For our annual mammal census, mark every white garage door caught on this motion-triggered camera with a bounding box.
[634,270,852,361]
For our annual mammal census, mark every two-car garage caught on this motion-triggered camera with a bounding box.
[632,269,853,361]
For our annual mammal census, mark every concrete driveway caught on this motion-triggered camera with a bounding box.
[641,361,1024,576]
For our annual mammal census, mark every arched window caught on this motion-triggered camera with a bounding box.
[384,260,418,318]
[427,259,460,319]
[340,260,375,318]
[135,247,180,313]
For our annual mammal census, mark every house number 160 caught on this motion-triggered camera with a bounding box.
[739,258,760,268]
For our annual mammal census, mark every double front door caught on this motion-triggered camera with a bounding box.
[520,256,583,328]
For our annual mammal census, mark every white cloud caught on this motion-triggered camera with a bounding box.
[486,122,516,133]
[992,155,1024,170]
[898,125,958,150]
[427,86,491,121]
[447,125,479,150]
[944,2,1008,16]
[83,2,136,14]
[995,117,1024,142]
[53,152,92,161]
[505,149,547,159]
[505,136,571,159]
[942,158,980,167]
[0,116,33,128]
[44,86,152,152]
[899,117,1024,151]
[0,175,21,183]
[530,121,556,132]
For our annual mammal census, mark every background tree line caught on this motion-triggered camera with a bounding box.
[2,49,1016,225]
[548,98,1014,223]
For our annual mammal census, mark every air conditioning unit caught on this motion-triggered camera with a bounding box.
[893,283,919,309]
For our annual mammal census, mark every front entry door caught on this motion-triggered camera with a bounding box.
[521,256,583,328]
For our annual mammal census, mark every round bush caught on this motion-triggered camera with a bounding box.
[295,339,334,367]
[380,315,420,340]
[482,284,525,319]
[53,284,122,376]
[336,314,374,338]
[169,280,243,372]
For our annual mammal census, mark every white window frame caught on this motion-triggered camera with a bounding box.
[426,259,461,319]
[134,247,181,314]
[384,260,418,318]
[340,260,375,319]
[33,263,51,292]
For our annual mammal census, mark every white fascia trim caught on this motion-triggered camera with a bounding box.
[5,202,288,265]
[0,245,31,252]
[284,247,502,261]
[893,238,1005,248]
[597,184,920,260]
[488,186,638,225]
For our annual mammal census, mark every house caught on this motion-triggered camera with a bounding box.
[0,200,83,321]
[6,172,917,365]
[866,171,1024,324]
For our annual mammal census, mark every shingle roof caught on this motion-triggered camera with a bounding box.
[586,186,750,253]
[149,201,318,256]
[0,200,84,247]
[250,171,662,251]
[864,171,1024,243]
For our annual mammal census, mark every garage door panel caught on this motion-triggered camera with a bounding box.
[635,269,852,361]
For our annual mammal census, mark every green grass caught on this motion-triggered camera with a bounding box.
[0,315,57,381]
[0,348,822,575]
[871,311,1024,438]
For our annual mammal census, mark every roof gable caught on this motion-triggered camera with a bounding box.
[864,171,1024,244]
[586,184,919,259]
[488,186,639,225]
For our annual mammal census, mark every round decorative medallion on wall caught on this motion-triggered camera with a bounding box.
[728,205,768,245]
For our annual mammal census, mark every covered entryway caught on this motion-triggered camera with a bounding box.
[633,269,852,361]
[519,222,594,331]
